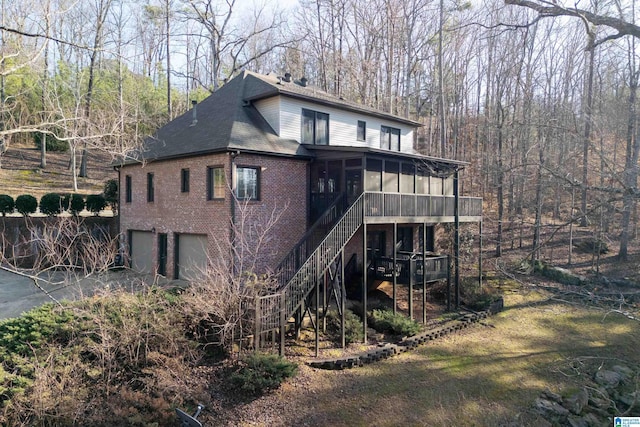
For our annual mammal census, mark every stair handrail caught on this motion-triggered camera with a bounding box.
[274,192,347,289]
[279,192,365,320]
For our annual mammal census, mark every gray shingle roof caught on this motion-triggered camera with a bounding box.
[121,70,422,165]
[244,71,422,127]
[124,71,313,164]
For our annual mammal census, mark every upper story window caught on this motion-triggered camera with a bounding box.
[181,169,190,193]
[381,125,401,151]
[125,175,132,203]
[236,166,260,200]
[302,108,329,145]
[147,173,154,202]
[357,120,366,141]
[207,166,225,200]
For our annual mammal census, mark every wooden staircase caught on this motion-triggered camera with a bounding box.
[254,193,365,352]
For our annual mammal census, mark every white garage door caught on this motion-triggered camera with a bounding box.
[130,231,154,274]
[177,234,208,280]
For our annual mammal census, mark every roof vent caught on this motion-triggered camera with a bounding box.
[190,100,198,126]
[284,72,292,82]
[300,76,308,87]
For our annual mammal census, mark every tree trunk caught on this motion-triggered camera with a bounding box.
[580,43,595,226]
[620,66,639,259]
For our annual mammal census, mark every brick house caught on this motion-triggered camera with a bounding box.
[116,70,482,350]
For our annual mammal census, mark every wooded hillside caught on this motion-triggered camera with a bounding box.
[0,0,638,262]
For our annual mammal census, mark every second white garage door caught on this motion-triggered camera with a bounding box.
[177,234,208,280]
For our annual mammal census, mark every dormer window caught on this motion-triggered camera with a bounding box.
[381,125,401,151]
[302,108,329,145]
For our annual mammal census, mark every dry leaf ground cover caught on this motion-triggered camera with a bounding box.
[208,283,640,426]
[0,144,116,199]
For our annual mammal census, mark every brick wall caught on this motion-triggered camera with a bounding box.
[119,151,308,277]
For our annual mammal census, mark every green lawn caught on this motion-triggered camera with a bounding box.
[221,286,640,426]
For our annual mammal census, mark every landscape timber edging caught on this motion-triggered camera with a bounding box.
[309,297,504,370]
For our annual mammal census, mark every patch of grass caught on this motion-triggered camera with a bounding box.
[244,286,640,427]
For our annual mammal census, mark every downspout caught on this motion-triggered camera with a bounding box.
[230,151,239,275]
[114,164,122,264]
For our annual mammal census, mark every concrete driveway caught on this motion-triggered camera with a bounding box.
[0,269,62,320]
[0,269,179,321]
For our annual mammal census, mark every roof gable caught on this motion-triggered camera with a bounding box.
[129,71,311,163]
[124,70,421,164]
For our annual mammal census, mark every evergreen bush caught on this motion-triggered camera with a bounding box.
[85,194,106,215]
[33,131,67,152]
[369,308,422,337]
[103,179,118,214]
[228,353,297,397]
[326,309,364,344]
[62,193,85,216]
[15,195,38,216]
[39,193,63,216]
[0,195,14,216]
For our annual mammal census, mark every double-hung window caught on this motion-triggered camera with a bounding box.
[302,109,329,145]
[380,125,401,151]
[207,166,225,200]
[236,166,259,200]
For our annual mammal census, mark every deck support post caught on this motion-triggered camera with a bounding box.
[393,222,397,315]
[446,256,451,312]
[323,271,327,333]
[479,221,483,289]
[341,249,346,349]
[362,223,368,344]
[422,222,427,324]
[254,297,261,351]
[409,257,415,321]
[279,292,285,356]
[454,169,460,309]
[315,260,320,358]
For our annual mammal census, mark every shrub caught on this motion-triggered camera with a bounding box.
[228,353,297,397]
[103,179,118,214]
[369,309,422,337]
[33,131,67,152]
[15,195,38,216]
[0,304,75,358]
[63,193,85,216]
[39,193,63,216]
[0,195,14,216]
[85,194,106,215]
[462,282,503,311]
[326,309,364,344]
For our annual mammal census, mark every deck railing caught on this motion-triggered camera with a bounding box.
[370,254,449,284]
[275,193,347,290]
[364,193,482,218]
[255,191,482,349]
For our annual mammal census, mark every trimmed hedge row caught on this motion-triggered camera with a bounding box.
[0,193,108,217]
[0,179,118,217]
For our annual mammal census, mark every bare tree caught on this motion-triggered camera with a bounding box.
[182,0,292,91]
[182,197,288,350]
